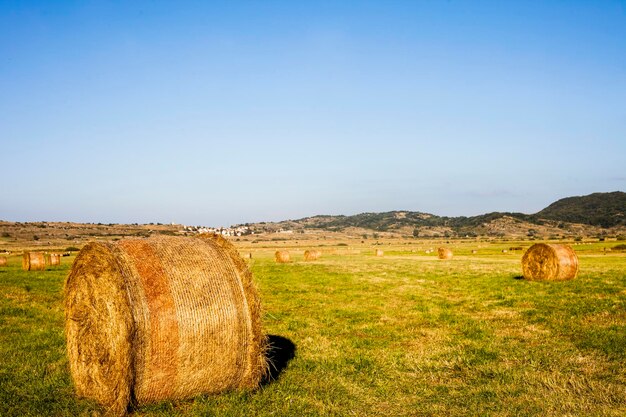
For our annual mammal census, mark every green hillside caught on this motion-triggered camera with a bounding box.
[243,192,625,235]
[294,211,531,233]
[535,191,626,228]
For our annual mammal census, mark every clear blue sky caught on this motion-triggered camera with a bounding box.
[1,1,625,226]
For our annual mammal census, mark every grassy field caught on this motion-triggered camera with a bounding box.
[1,240,625,416]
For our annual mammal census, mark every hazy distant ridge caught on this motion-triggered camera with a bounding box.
[244,191,625,234]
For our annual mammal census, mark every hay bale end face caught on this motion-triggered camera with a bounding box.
[437,247,453,260]
[65,235,267,416]
[23,252,46,271]
[303,250,321,261]
[521,243,578,281]
[375,249,384,257]
[275,250,290,263]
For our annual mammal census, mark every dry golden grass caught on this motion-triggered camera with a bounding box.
[2,238,625,416]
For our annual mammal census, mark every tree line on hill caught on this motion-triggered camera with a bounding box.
[242,191,626,235]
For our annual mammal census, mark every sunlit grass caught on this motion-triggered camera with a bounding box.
[1,241,625,416]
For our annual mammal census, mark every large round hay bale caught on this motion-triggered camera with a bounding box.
[275,250,290,263]
[22,252,46,271]
[437,247,453,260]
[375,249,384,257]
[521,243,578,281]
[0,257,7,267]
[65,235,267,416]
[303,250,321,261]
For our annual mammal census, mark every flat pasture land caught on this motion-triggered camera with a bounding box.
[1,240,625,416]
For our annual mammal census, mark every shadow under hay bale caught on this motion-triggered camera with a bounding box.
[22,252,46,271]
[303,250,321,261]
[65,235,267,416]
[437,247,453,260]
[521,243,578,281]
[275,250,290,263]
[261,335,296,385]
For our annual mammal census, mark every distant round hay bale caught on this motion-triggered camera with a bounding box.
[48,253,61,266]
[303,250,321,261]
[437,247,453,260]
[65,235,267,416]
[375,249,384,257]
[501,249,508,254]
[0,257,7,267]
[521,243,578,281]
[275,250,290,263]
[471,250,478,254]
[22,252,46,271]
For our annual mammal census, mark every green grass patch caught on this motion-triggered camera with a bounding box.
[1,245,625,416]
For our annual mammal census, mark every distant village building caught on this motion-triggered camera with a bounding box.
[183,225,252,237]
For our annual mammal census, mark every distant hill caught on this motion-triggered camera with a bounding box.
[287,211,531,233]
[535,191,626,228]
[2,192,623,246]
[239,191,625,238]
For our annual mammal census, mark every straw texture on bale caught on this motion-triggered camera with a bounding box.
[48,253,61,266]
[65,235,267,416]
[275,250,290,263]
[0,257,7,266]
[375,249,384,257]
[437,247,453,260]
[303,250,321,261]
[22,252,46,271]
[521,243,578,281]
